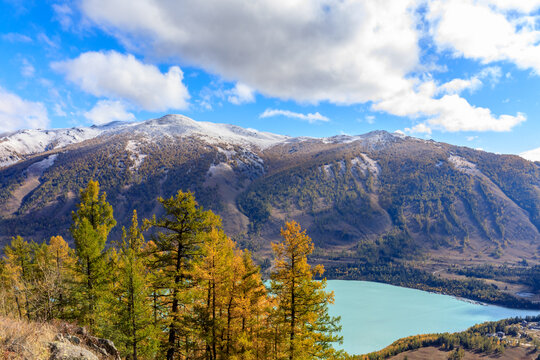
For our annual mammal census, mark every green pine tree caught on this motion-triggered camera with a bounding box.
[70,180,116,329]
[111,210,159,360]
[144,190,221,360]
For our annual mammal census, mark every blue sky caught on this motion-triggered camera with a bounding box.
[1,0,540,157]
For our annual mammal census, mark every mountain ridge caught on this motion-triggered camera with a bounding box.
[0,115,421,169]
[1,114,540,276]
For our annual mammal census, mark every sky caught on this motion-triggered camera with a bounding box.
[1,0,540,157]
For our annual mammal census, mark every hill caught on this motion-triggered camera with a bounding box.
[1,114,540,301]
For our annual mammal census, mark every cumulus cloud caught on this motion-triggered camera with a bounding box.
[521,146,540,162]
[437,66,501,95]
[227,83,255,105]
[260,109,329,123]
[52,50,189,111]
[78,0,528,133]
[84,100,135,125]
[80,0,419,104]
[427,0,540,73]
[0,87,49,132]
[375,79,525,133]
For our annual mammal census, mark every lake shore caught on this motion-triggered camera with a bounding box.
[325,280,539,355]
[323,262,540,310]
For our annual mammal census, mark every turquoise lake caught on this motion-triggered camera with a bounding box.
[326,280,539,355]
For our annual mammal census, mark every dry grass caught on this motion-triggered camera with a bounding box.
[0,316,55,360]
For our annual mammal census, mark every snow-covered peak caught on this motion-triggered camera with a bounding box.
[0,114,410,170]
[0,115,291,168]
[0,127,109,168]
[319,130,400,147]
[122,114,290,149]
[520,147,540,162]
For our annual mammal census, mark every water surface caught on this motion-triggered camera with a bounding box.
[326,280,539,355]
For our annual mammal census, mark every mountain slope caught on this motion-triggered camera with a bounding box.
[1,115,540,270]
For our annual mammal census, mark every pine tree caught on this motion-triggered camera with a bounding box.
[270,221,343,360]
[70,180,116,329]
[233,250,270,360]
[111,210,158,360]
[194,228,271,360]
[193,228,235,360]
[144,190,220,360]
[2,236,33,320]
[32,236,76,320]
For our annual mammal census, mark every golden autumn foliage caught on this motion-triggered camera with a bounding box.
[0,183,344,360]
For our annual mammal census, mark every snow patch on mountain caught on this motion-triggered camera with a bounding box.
[350,154,380,177]
[0,115,412,170]
[125,140,147,171]
[124,115,289,150]
[448,155,482,176]
[0,127,105,168]
[30,154,58,173]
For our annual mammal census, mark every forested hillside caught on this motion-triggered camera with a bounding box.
[0,181,343,359]
[2,115,540,299]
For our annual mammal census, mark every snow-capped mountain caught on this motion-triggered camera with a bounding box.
[2,113,540,270]
[118,114,290,149]
[0,126,107,168]
[0,115,290,169]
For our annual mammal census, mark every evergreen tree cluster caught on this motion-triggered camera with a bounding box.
[0,180,343,360]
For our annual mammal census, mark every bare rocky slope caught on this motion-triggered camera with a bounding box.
[1,114,540,270]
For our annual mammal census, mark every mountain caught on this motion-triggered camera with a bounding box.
[1,114,540,271]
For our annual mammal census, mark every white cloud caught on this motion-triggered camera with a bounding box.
[260,109,329,123]
[438,77,482,95]
[480,0,540,13]
[467,135,478,141]
[1,32,32,43]
[365,115,375,124]
[84,100,135,125]
[374,79,525,133]
[54,103,67,117]
[427,0,540,73]
[53,3,74,30]
[521,146,540,162]
[437,66,501,95]
[21,59,35,78]
[78,0,529,134]
[52,50,190,111]
[38,33,59,48]
[227,83,255,105]
[80,0,419,104]
[0,87,49,132]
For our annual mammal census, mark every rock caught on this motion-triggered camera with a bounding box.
[75,327,88,337]
[97,338,120,359]
[49,341,99,360]
[68,335,81,345]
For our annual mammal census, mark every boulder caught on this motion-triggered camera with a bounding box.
[49,341,99,360]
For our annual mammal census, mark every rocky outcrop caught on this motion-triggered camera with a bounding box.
[49,341,99,360]
[52,325,121,360]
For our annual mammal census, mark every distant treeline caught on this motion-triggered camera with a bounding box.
[323,262,540,310]
[351,315,540,360]
[453,264,540,292]
[0,180,344,360]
